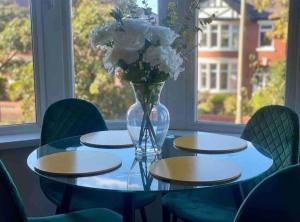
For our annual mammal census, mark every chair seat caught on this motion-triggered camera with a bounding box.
[41,178,157,212]
[162,188,237,222]
[28,208,122,222]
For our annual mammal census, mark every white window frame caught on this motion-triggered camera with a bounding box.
[256,20,275,51]
[0,0,74,145]
[161,0,300,134]
[1,0,300,146]
[199,21,239,51]
[198,58,237,93]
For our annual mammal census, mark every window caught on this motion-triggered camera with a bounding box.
[199,22,239,50]
[210,25,218,47]
[232,24,239,48]
[0,0,36,126]
[220,64,228,89]
[199,26,208,47]
[199,61,237,92]
[258,22,274,48]
[195,0,287,126]
[72,0,135,121]
[221,25,229,47]
[210,64,217,89]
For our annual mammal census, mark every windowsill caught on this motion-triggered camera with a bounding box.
[199,48,238,52]
[0,133,40,151]
[256,47,275,52]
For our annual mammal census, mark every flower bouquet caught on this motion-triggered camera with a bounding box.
[90,1,212,156]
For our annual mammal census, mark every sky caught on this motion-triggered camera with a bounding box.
[137,0,158,14]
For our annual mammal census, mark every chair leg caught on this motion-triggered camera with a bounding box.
[162,206,171,222]
[140,207,148,222]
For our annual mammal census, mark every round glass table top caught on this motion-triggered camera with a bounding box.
[27,131,273,193]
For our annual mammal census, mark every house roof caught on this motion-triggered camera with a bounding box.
[224,0,271,20]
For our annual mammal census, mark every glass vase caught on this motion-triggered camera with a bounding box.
[127,82,170,157]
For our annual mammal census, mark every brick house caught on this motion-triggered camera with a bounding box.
[197,0,285,96]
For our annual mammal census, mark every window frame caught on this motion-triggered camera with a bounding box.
[1,0,300,143]
[199,21,240,51]
[161,0,300,134]
[0,0,74,138]
[257,20,275,51]
[198,58,237,93]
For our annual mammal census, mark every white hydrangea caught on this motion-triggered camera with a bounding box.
[113,19,150,50]
[91,18,185,80]
[90,22,116,49]
[147,26,178,46]
[143,46,184,80]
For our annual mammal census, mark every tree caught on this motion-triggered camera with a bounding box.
[0,0,136,124]
[0,2,35,123]
[252,0,288,41]
[72,0,134,119]
[250,60,285,110]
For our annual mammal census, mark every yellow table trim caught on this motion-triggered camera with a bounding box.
[34,151,122,176]
[150,156,241,185]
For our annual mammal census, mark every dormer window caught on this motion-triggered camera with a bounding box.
[257,21,274,50]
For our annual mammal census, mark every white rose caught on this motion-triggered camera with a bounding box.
[147,26,178,46]
[113,18,150,50]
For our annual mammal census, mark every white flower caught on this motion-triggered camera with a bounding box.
[143,46,184,80]
[90,22,116,49]
[113,18,150,50]
[103,47,139,74]
[147,26,178,46]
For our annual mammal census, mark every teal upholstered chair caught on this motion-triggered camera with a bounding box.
[234,164,300,222]
[40,98,156,221]
[0,160,122,222]
[162,105,299,222]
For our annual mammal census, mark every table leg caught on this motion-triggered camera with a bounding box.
[56,185,73,214]
[123,193,135,222]
[232,184,245,208]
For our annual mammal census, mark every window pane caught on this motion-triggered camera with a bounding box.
[220,64,228,89]
[260,31,272,46]
[200,64,207,88]
[232,25,239,48]
[0,0,36,126]
[197,0,287,123]
[200,27,208,47]
[211,25,218,47]
[210,64,217,89]
[72,0,153,120]
[221,25,229,47]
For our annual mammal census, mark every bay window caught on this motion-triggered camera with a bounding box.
[1,0,300,144]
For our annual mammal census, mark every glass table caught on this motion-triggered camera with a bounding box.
[27,131,273,222]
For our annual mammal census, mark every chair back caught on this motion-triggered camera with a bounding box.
[41,98,107,145]
[234,164,300,222]
[241,105,299,193]
[0,161,27,222]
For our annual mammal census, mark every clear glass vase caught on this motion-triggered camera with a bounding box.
[127,82,170,157]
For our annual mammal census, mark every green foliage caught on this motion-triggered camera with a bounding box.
[198,90,252,116]
[250,60,285,111]
[0,1,35,123]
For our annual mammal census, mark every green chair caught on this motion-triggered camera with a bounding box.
[234,164,300,222]
[162,105,299,222]
[40,98,156,221]
[0,160,122,222]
